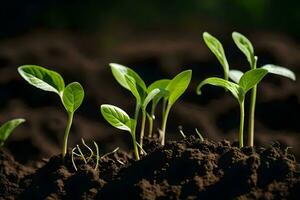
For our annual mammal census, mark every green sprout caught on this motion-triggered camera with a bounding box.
[18,65,84,158]
[109,63,161,154]
[229,32,296,146]
[0,118,25,147]
[197,68,268,148]
[160,70,192,145]
[146,79,170,137]
[101,104,140,160]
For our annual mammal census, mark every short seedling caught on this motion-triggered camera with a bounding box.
[159,70,192,145]
[18,65,84,158]
[101,104,140,160]
[109,63,162,154]
[197,68,268,147]
[229,32,296,146]
[0,118,25,147]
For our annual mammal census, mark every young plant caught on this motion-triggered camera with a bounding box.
[230,32,296,146]
[197,68,268,148]
[100,104,140,160]
[0,118,25,147]
[146,79,170,137]
[203,32,229,81]
[109,63,161,153]
[18,65,84,158]
[160,70,192,145]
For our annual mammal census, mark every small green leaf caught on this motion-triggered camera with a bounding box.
[229,69,244,83]
[196,77,244,103]
[166,70,192,106]
[239,68,268,93]
[261,64,296,81]
[148,79,170,109]
[62,82,84,113]
[18,65,65,95]
[101,104,132,132]
[142,88,160,109]
[232,32,255,67]
[0,118,25,144]
[203,32,229,79]
[125,75,142,104]
[110,63,147,92]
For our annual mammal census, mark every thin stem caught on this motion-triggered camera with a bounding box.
[148,104,155,137]
[62,112,74,158]
[248,56,258,147]
[239,101,245,148]
[161,104,171,146]
[131,103,140,160]
[139,111,146,154]
[93,141,99,170]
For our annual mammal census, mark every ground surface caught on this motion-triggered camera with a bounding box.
[1,136,300,199]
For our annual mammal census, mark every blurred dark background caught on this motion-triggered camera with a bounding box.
[0,0,300,163]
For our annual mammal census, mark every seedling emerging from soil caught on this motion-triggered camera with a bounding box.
[160,70,192,145]
[229,32,296,146]
[101,104,140,160]
[0,118,25,147]
[197,68,268,147]
[203,32,229,81]
[18,65,84,158]
[146,79,170,137]
[109,63,161,153]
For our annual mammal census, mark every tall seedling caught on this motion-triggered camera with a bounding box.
[230,32,296,146]
[18,65,84,158]
[197,68,268,147]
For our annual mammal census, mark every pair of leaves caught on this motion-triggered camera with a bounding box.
[0,119,25,145]
[18,65,84,113]
[197,68,268,103]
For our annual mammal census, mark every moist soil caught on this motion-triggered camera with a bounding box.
[1,136,300,200]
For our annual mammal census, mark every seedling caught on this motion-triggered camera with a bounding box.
[160,70,192,145]
[18,65,84,158]
[197,68,268,147]
[203,32,229,81]
[146,79,170,137]
[229,32,296,146]
[109,63,162,153]
[0,118,25,147]
[101,104,140,160]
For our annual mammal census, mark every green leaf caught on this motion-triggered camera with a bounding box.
[196,77,244,103]
[0,118,25,144]
[101,104,132,132]
[18,65,65,96]
[124,75,142,104]
[232,32,255,67]
[261,64,296,81]
[239,68,268,93]
[142,88,160,110]
[229,69,244,83]
[62,82,84,113]
[166,70,192,106]
[110,63,147,92]
[203,32,229,79]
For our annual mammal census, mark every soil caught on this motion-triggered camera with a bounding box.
[1,136,300,200]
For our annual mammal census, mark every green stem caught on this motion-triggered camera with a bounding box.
[248,56,257,147]
[139,111,146,154]
[161,104,171,146]
[62,112,74,158]
[148,104,155,137]
[131,103,140,160]
[239,101,245,148]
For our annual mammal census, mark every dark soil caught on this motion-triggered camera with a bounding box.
[1,136,300,200]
